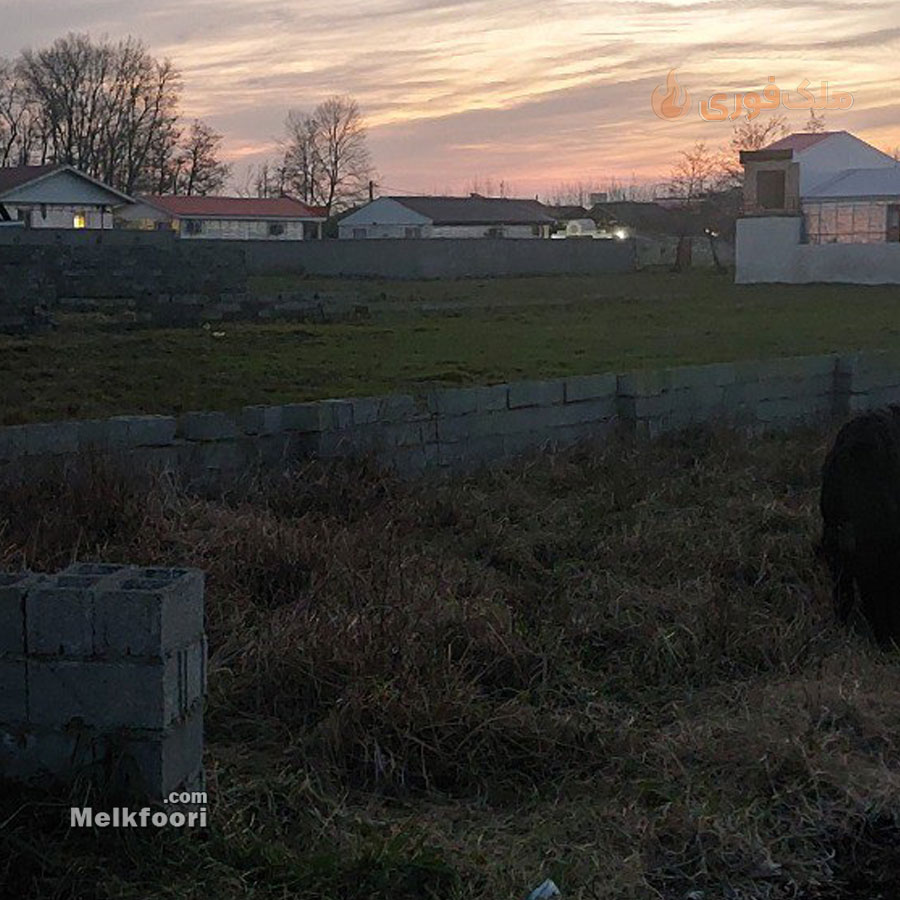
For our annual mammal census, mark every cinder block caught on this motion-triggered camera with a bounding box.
[177,411,238,442]
[82,416,177,449]
[93,568,204,658]
[344,395,420,427]
[0,659,27,723]
[427,384,509,416]
[241,405,283,436]
[377,394,422,422]
[27,579,103,657]
[555,397,618,425]
[507,379,566,409]
[666,362,736,391]
[168,641,206,721]
[0,726,97,781]
[564,374,617,403]
[114,703,204,800]
[280,402,327,433]
[316,399,353,431]
[0,572,44,654]
[0,422,80,460]
[617,369,670,398]
[755,396,830,423]
[27,655,193,729]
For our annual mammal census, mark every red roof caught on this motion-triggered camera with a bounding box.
[0,165,62,195]
[139,195,327,220]
[763,132,841,153]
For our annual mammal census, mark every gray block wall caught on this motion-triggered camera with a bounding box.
[0,239,248,333]
[234,236,635,278]
[0,564,205,799]
[1,352,899,486]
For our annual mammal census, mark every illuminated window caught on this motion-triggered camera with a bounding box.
[73,212,87,229]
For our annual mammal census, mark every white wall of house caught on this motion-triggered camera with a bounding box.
[339,199,431,238]
[3,204,111,229]
[339,223,434,239]
[174,218,310,240]
[431,224,548,238]
[798,134,896,195]
[736,215,900,283]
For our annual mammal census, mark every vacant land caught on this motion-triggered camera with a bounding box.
[4,270,900,424]
[3,426,900,899]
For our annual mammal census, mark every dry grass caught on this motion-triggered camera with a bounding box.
[3,426,900,898]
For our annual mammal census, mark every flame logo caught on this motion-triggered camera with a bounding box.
[651,69,691,120]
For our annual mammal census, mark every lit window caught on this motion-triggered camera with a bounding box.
[73,212,87,229]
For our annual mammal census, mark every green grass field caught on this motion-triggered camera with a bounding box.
[4,270,900,424]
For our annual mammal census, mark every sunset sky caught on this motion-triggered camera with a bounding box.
[2,0,898,196]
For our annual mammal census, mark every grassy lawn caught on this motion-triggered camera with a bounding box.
[4,270,900,424]
[3,427,899,898]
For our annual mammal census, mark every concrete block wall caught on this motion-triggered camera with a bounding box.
[0,238,248,333]
[1,352,900,485]
[0,564,205,799]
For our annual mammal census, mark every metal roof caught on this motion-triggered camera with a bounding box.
[805,166,900,199]
[389,196,556,226]
[0,164,134,203]
[138,195,328,220]
[763,132,842,153]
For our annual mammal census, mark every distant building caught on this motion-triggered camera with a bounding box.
[0,165,133,229]
[117,195,327,240]
[338,195,556,239]
[736,130,900,283]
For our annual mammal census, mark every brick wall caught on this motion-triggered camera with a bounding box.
[0,564,206,799]
[2,352,899,486]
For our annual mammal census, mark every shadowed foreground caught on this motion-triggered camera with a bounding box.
[2,426,900,899]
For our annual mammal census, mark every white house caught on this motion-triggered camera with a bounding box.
[0,165,133,229]
[117,195,327,240]
[338,195,556,239]
[736,131,900,283]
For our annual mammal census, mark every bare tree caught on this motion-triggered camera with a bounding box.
[312,95,373,214]
[11,33,184,193]
[667,141,727,201]
[175,119,230,195]
[805,109,826,133]
[720,114,790,186]
[0,59,39,166]
[282,95,374,214]
[283,110,322,204]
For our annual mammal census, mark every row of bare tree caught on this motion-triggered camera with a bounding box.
[0,33,230,196]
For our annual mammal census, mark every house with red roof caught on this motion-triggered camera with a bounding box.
[736,131,900,284]
[0,165,133,229]
[117,195,327,240]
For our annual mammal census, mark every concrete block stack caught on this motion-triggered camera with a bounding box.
[0,563,206,799]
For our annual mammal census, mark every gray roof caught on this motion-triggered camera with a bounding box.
[391,195,555,226]
[806,166,900,199]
